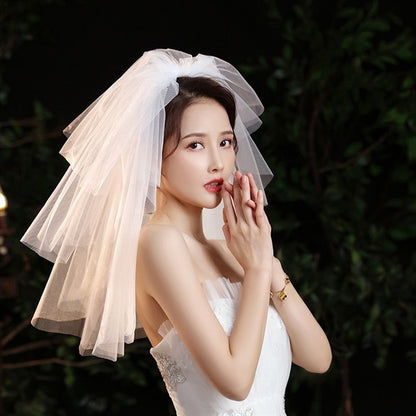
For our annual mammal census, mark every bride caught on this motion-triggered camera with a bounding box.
[22,49,331,415]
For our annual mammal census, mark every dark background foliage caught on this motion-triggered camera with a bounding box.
[1,1,415,415]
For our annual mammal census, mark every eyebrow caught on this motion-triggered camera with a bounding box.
[180,130,234,140]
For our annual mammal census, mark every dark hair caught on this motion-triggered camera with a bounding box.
[163,77,237,157]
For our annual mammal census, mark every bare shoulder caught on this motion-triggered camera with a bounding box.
[137,224,194,291]
[139,223,187,254]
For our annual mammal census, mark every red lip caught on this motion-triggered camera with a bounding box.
[204,178,224,193]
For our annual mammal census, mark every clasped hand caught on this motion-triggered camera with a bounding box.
[222,171,273,273]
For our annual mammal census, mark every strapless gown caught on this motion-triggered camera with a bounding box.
[150,278,292,415]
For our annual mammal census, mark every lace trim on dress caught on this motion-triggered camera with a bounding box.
[219,408,254,416]
[152,352,186,391]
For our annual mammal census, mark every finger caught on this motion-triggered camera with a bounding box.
[222,202,229,225]
[240,173,256,225]
[245,172,259,215]
[245,173,257,209]
[254,190,269,228]
[232,171,244,220]
[245,199,256,209]
[247,172,259,204]
[223,180,234,197]
[222,223,231,244]
[222,185,236,227]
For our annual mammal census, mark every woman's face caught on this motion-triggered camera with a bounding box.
[161,98,236,210]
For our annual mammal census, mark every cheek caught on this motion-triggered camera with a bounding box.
[162,153,201,183]
[225,151,236,171]
[230,151,236,165]
[178,153,202,174]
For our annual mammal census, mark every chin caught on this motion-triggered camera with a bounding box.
[181,191,222,210]
[204,195,222,210]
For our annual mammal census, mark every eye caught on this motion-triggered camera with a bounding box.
[220,138,233,148]
[187,141,203,150]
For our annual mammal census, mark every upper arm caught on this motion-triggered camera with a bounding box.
[137,226,238,396]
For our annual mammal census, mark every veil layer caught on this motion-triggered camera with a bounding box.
[21,49,273,361]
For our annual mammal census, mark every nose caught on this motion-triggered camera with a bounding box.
[208,147,224,173]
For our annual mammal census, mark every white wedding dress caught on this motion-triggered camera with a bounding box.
[150,278,292,415]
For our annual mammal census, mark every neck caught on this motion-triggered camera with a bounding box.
[153,188,208,243]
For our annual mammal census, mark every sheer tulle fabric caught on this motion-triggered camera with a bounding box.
[21,49,273,361]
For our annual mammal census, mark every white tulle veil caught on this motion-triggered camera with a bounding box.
[21,49,273,361]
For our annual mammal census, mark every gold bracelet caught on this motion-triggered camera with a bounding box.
[270,276,291,301]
